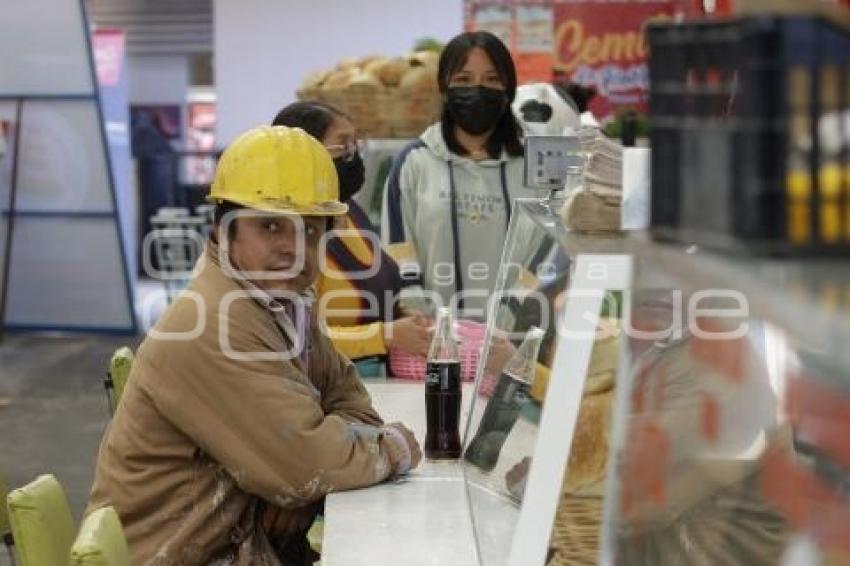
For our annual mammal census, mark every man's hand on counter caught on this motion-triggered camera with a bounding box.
[381,422,423,476]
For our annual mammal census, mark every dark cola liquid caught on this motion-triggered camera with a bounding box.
[424,360,462,459]
[464,371,530,471]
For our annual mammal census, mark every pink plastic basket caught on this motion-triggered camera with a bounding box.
[389,320,486,382]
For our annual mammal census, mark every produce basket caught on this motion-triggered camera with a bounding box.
[547,495,603,566]
[296,51,442,139]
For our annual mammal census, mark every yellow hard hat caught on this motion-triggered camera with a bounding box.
[209,125,347,216]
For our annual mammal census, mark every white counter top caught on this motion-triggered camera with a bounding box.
[322,382,484,566]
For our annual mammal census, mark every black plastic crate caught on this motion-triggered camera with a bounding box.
[647,15,850,255]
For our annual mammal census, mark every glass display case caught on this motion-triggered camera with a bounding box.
[460,198,850,565]
[603,241,850,566]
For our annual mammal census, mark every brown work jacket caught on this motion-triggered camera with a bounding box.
[87,243,393,564]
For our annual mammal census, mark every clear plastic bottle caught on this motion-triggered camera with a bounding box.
[424,307,462,459]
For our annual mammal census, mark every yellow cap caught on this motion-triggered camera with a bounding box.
[209,125,347,216]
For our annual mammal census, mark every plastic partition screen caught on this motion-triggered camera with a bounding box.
[14,102,113,213]
[0,0,93,96]
[5,217,132,328]
[462,199,630,565]
[0,0,135,332]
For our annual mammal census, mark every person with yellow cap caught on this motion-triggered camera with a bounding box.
[86,125,421,565]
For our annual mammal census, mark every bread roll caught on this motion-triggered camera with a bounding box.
[587,318,620,379]
[584,369,615,396]
[347,70,383,90]
[563,389,613,496]
[409,50,440,68]
[300,69,331,90]
[322,69,354,90]
[335,57,359,72]
[363,57,388,78]
[530,318,620,402]
[357,53,383,68]
[367,57,409,87]
[398,65,438,93]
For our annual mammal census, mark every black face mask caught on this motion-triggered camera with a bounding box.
[445,86,507,136]
[333,152,365,203]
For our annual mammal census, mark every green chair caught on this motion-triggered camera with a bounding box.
[104,347,134,415]
[307,515,324,555]
[1,472,16,565]
[6,474,76,566]
[70,506,130,566]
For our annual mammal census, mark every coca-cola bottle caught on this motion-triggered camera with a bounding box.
[424,307,462,459]
[465,327,544,471]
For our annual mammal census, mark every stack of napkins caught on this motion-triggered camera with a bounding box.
[562,128,623,232]
[579,127,623,190]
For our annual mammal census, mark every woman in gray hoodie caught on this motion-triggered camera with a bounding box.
[382,31,549,321]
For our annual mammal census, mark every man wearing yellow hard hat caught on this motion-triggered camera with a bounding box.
[87,126,422,565]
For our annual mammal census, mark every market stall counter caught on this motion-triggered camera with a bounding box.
[322,382,518,566]
[326,196,850,566]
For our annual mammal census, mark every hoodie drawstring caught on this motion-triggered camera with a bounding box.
[447,163,465,311]
[499,161,511,226]
[446,160,512,312]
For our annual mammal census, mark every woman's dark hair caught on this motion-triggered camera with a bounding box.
[438,31,523,158]
[271,101,348,141]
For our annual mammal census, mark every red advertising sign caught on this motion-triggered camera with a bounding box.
[553,1,673,119]
[469,3,556,85]
[92,28,125,87]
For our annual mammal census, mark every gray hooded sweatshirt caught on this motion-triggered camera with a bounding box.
[381,123,548,318]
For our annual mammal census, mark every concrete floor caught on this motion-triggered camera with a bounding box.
[0,332,142,564]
